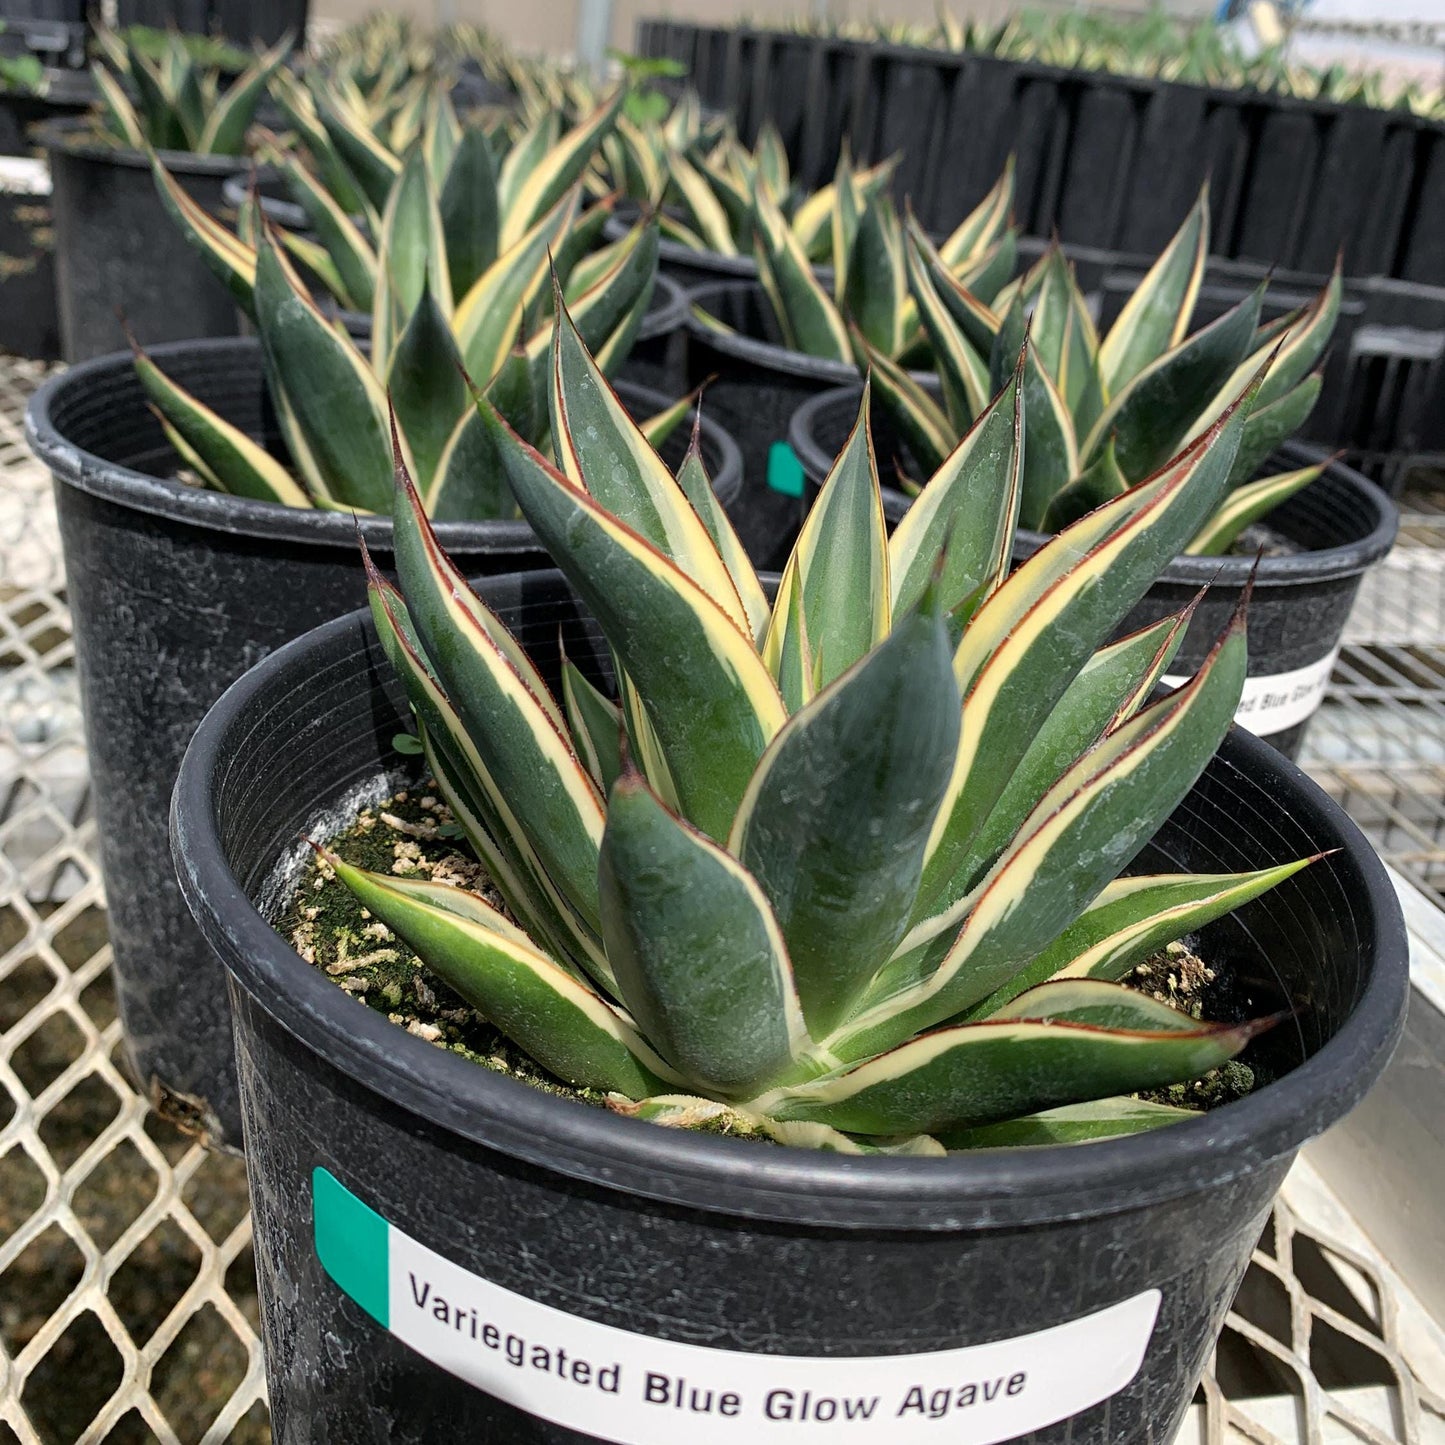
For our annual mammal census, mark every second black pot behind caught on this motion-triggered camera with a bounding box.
[40,121,247,361]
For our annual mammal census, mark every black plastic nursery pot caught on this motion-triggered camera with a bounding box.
[0,68,92,156]
[603,207,762,292]
[789,387,1399,760]
[114,0,309,47]
[26,337,742,1152]
[39,119,246,362]
[170,568,1407,1445]
[0,155,59,359]
[685,280,931,569]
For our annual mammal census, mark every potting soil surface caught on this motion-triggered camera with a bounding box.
[284,776,1260,1130]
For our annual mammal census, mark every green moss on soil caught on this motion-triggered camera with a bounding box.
[279,777,609,1113]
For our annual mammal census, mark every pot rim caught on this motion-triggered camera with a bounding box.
[685,279,937,388]
[638,270,690,340]
[25,336,740,554]
[220,166,308,231]
[36,114,249,175]
[171,579,1408,1232]
[329,272,688,346]
[789,384,1400,583]
[603,208,759,281]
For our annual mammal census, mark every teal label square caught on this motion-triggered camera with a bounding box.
[313,1167,390,1326]
[767,441,805,497]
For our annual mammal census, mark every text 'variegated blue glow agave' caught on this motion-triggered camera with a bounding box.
[323,285,1313,1155]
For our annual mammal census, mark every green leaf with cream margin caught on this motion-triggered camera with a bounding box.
[453,186,581,385]
[364,563,612,986]
[904,217,994,428]
[600,770,808,1095]
[320,850,674,1097]
[386,282,468,493]
[547,282,752,637]
[313,84,402,214]
[499,89,625,250]
[961,858,1319,1019]
[1186,460,1328,556]
[390,459,607,933]
[252,231,394,511]
[370,145,451,377]
[283,154,378,313]
[733,589,961,1040]
[767,981,1266,1136]
[855,335,957,478]
[479,398,787,844]
[561,651,624,795]
[197,34,290,156]
[940,1097,1199,1149]
[1097,188,1209,395]
[1082,285,1263,483]
[751,180,851,363]
[762,383,890,709]
[848,603,1248,1060]
[887,354,1023,617]
[131,341,310,506]
[675,419,770,642]
[938,605,1195,912]
[937,157,1016,270]
[150,153,257,313]
[915,374,1260,918]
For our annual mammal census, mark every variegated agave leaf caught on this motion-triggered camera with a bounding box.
[93,27,289,156]
[324,303,1313,1154]
[682,161,1020,370]
[887,184,1339,547]
[146,135,661,522]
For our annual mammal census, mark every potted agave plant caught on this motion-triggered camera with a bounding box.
[39,25,289,359]
[599,106,896,288]
[172,298,1405,1441]
[26,126,740,1149]
[683,156,1015,562]
[214,84,693,393]
[789,190,1398,756]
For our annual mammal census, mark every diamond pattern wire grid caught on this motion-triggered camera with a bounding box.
[0,358,264,1444]
[0,353,1441,1442]
[1301,476,1445,909]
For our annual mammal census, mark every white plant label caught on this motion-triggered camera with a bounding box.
[313,1168,1160,1443]
[1164,647,1340,737]
[0,157,50,196]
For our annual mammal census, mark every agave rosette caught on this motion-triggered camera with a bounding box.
[607,113,890,260]
[91,24,290,156]
[882,187,1341,556]
[691,154,1018,368]
[140,93,663,519]
[317,289,1311,1155]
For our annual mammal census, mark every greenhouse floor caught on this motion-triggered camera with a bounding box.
[1,354,1443,1443]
